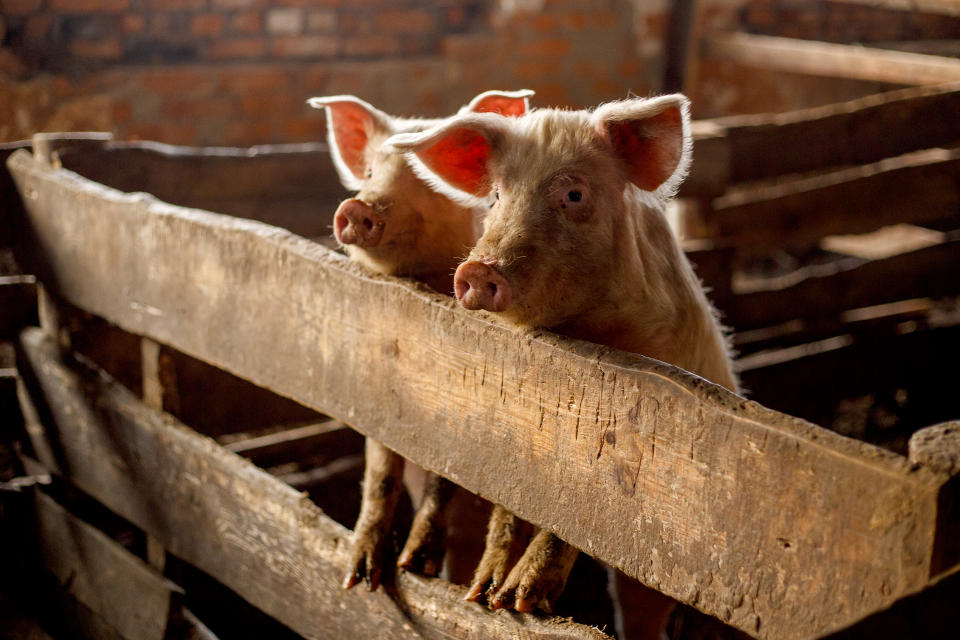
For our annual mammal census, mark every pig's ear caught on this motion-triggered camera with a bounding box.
[593,94,691,197]
[386,114,504,209]
[308,95,392,190]
[462,89,534,118]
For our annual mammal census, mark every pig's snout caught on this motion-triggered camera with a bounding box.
[454,261,512,312]
[334,198,385,248]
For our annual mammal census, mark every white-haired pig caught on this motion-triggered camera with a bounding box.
[308,90,533,591]
[388,95,738,613]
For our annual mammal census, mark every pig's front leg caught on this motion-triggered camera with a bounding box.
[343,438,405,590]
[397,473,455,576]
[489,529,579,614]
[466,505,532,602]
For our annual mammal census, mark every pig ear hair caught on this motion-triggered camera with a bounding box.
[593,94,692,199]
[307,95,393,190]
[461,89,535,117]
[386,114,505,210]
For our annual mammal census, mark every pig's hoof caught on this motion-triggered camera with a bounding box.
[343,532,385,591]
[489,531,578,613]
[396,537,445,577]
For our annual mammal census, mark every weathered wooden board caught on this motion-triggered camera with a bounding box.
[710,82,960,184]
[26,489,174,640]
[704,33,960,85]
[726,239,960,330]
[17,329,607,640]
[8,149,959,638]
[55,140,345,238]
[222,419,363,470]
[830,0,960,17]
[711,149,960,251]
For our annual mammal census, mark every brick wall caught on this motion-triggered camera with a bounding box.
[4,0,955,147]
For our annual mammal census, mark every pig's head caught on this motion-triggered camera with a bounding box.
[387,95,691,328]
[307,90,533,289]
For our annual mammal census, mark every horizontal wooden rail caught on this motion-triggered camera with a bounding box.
[706,82,960,185]
[703,33,960,85]
[8,148,959,638]
[53,138,345,239]
[829,0,960,17]
[710,149,960,251]
[726,238,960,330]
[17,329,605,640]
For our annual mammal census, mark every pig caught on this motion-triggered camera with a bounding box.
[387,95,739,614]
[307,90,534,591]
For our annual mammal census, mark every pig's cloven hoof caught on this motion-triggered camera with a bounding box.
[488,530,579,614]
[343,527,387,591]
[396,523,446,577]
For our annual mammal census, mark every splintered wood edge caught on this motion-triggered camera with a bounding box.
[17,328,610,640]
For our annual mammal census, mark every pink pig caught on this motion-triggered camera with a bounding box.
[308,90,533,591]
[389,95,738,613]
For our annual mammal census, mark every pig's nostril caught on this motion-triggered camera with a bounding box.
[363,218,374,231]
[487,282,498,297]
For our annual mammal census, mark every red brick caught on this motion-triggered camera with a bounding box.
[375,9,435,34]
[271,35,338,58]
[306,10,336,32]
[270,0,332,6]
[3,0,43,15]
[279,116,326,141]
[442,33,496,59]
[144,0,206,9]
[229,12,263,34]
[342,35,399,57]
[512,59,562,81]
[531,14,560,32]
[211,0,268,9]
[161,98,236,120]
[218,67,290,94]
[139,68,215,94]
[49,0,129,11]
[191,14,225,38]
[240,93,300,117]
[517,37,571,58]
[121,14,146,34]
[207,38,267,60]
[70,39,123,59]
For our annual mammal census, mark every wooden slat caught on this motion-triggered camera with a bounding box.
[56,141,346,238]
[829,0,960,17]
[27,489,174,640]
[223,420,363,470]
[710,149,960,251]
[8,149,959,638]
[708,82,960,184]
[703,33,960,85]
[16,328,607,640]
[726,239,960,330]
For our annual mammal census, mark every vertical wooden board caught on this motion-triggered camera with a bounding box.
[8,151,957,638]
[16,329,609,640]
[27,489,173,640]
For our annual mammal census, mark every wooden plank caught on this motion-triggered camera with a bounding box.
[16,329,608,640]
[703,33,960,85]
[56,141,346,238]
[222,419,363,470]
[711,149,960,251]
[27,489,174,640]
[10,152,960,638]
[829,0,960,17]
[709,81,960,184]
[726,238,960,330]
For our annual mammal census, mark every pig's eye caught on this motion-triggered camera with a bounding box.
[568,190,582,202]
[494,189,500,200]
[365,168,373,178]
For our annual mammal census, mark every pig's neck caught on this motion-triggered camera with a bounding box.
[417,271,456,297]
[561,193,739,393]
